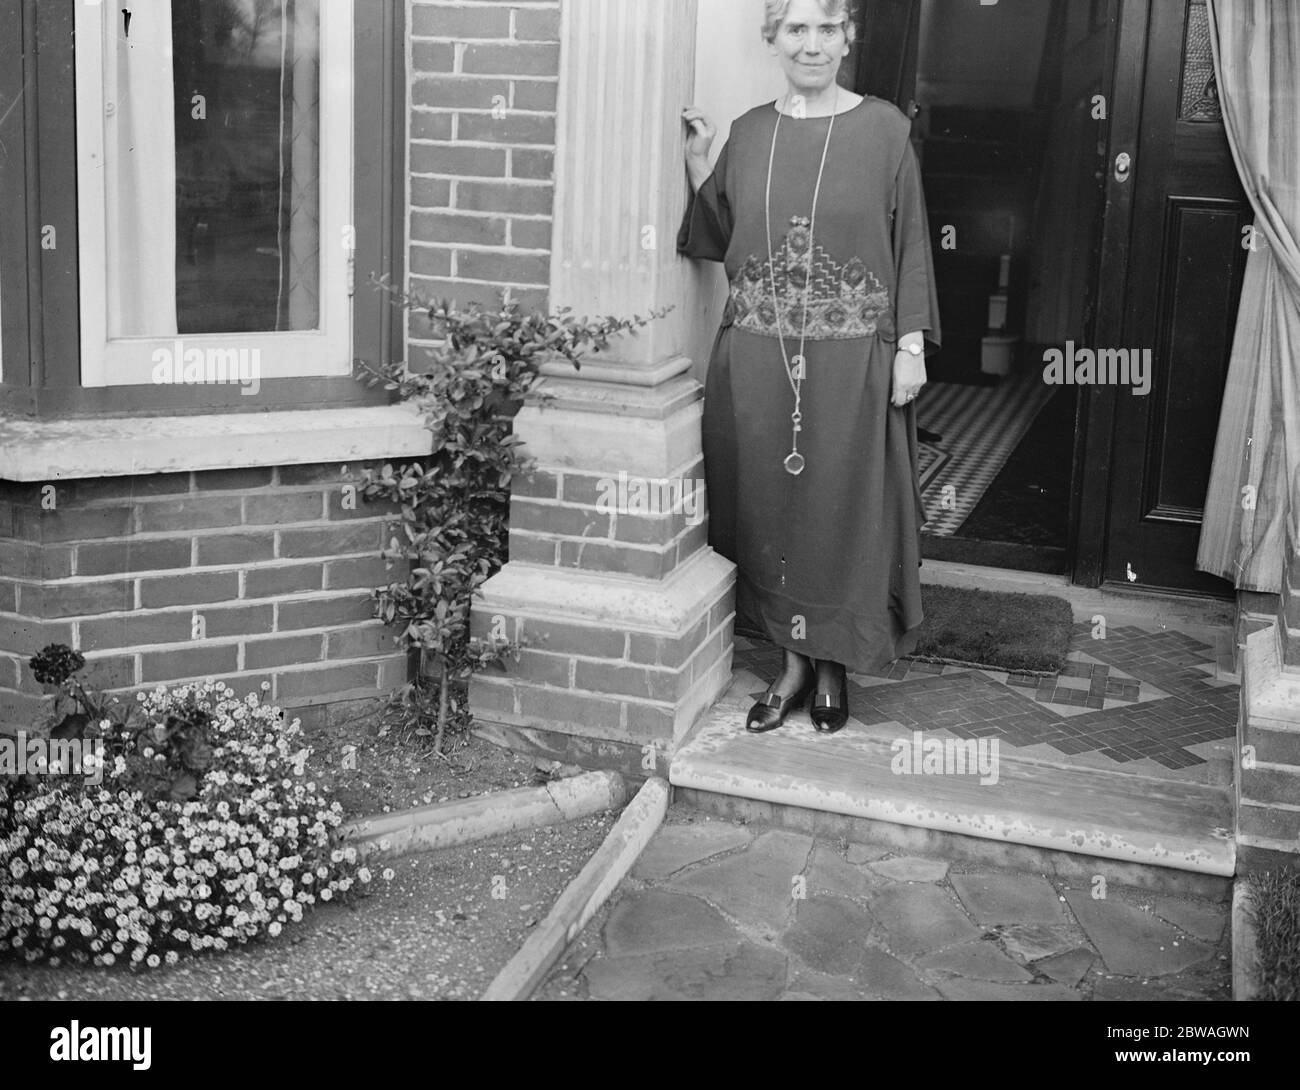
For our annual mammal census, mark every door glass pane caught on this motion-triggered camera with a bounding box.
[109,0,321,337]
[1179,0,1222,122]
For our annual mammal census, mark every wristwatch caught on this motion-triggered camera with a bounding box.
[901,342,924,357]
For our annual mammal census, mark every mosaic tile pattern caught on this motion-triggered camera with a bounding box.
[915,373,1055,537]
[735,621,1236,770]
[916,440,950,492]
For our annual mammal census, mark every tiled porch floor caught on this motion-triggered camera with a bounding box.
[733,615,1238,788]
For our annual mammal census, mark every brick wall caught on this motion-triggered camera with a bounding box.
[407,0,561,349]
[0,465,407,732]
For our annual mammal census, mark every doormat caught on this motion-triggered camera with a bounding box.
[907,584,1073,675]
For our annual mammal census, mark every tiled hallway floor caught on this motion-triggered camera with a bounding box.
[733,615,1238,788]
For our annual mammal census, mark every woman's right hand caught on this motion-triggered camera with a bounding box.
[682,108,716,193]
[682,106,716,161]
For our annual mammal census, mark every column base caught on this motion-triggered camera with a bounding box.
[469,549,735,754]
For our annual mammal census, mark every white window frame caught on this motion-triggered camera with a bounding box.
[74,0,354,387]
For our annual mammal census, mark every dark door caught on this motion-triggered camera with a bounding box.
[1079,0,1248,595]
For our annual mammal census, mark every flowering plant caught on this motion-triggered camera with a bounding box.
[28,644,142,743]
[1,677,370,969]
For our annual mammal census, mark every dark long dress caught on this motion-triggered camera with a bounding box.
[676,96,942,672]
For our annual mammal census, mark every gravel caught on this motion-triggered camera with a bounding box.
[0,810,618,1001]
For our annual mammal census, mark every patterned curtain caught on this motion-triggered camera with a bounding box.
[284,0,320,331]
[1197,0,1300,592]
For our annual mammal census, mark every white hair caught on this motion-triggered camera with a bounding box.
[761,0,858,45]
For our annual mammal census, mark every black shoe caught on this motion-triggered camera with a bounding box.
[810,671,849,734]
[746,680,814,733]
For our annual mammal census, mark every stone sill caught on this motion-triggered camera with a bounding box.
[0,405,432,482]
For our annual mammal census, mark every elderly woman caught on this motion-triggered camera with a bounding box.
[678,0,940,734]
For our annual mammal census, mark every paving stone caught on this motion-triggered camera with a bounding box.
[806,844,880,900]
[671,829,814,933]
[855,946,942,1000]
[1089,977,1170,1001]
[937,979,1082,1001]
[787,968,868,1002]
[847,843,890,865]
[1144,893,1228,944]
[631,821,753,881]
[1064,891,1215,978]
[584,941,788,1001]
[949,872,1067,926]
[868,856,950,883]
[999,923,1080,963]
[603,889,738,958]
[782,895,875,977]
[869,883,980,956]
[1035,948,1095,987]
[917,940,1035,982]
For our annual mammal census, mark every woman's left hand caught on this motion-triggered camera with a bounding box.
[891,348,927,408]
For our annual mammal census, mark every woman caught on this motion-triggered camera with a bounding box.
[678,0,940,735]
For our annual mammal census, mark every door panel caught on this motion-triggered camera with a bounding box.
[1098,0,1247,595]
[1147,199,1250,519]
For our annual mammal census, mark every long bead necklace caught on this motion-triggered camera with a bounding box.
[764,86,839,477]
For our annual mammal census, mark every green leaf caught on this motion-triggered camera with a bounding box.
[169,774,197,801]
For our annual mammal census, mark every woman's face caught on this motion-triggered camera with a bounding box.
[767,0,851,98]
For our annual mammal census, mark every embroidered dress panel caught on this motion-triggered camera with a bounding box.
[732,218,896,341]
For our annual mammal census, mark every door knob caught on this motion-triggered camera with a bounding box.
[1114,152,1132,182]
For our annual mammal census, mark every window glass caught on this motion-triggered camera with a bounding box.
[172,0,321,333]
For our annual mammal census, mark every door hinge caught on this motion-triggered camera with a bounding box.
[347,249,355,298]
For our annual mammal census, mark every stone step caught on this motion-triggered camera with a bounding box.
[671,697,1236,890]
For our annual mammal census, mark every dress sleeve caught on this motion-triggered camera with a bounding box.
[891,139,942,350]
[676,140,733,262]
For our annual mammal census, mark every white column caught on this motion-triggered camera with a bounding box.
[543,0,697,380]
[469,0,736,763]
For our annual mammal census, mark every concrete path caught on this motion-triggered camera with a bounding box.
[536,808,1231,1001]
